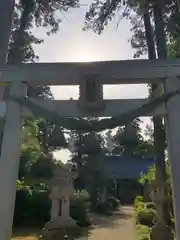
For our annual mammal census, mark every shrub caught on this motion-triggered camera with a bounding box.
[93,200,113,215]
[14,186,91,228]
[70,190,91,226]
[137,224,150,239]
[136,209,157,227]
[14,188,50,227]
[139,236,150,240]
[107,196,120,210]
[134,196,144,207]
[133,196,145,217]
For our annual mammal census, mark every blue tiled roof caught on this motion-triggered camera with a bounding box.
[98,155,155,179]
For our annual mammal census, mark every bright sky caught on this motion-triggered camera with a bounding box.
[32,1,150,162]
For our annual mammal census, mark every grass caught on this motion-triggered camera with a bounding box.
[11,228,40,240]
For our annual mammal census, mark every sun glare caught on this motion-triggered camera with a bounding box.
[76,54,99,62]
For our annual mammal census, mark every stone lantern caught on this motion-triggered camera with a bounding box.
[45,165,77,231]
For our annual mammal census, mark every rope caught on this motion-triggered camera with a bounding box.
[9,88,180,133]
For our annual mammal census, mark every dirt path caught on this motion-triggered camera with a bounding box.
[87,206,136,240]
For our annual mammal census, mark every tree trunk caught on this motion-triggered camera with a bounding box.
[143,6,169,226]
[153,2,173,227]
[4,2,34,99]
[8,2,33,64]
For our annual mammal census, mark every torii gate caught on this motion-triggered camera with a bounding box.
[1,2,180,240]
[0,60,179,240]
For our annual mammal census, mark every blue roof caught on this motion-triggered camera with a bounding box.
[95,155,155,179]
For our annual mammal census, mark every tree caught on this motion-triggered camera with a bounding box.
[6,0,79,98]
[114,118,142,155]
[113,118,155,158]
[6,0,80,182]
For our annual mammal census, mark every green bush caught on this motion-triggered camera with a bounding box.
[14,188,50,227]
[93,201,113,215]
[137,224,150,240]
[136,208,157,227]
[13,186,91,228]
[107,196,120,210]
[134,196,144,207]
[133,196,145,217]
[70,190,91,227]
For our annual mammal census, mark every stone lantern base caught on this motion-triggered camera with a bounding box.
[45,216,77,229]
[42,217,80,240]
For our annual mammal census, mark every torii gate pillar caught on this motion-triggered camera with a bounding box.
[165,77,180,240]
[0,83,26,240]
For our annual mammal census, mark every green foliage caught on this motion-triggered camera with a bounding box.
[139,164,156,185]
[107,196,120,210]
[14,184,50,227]
[113,119,155,158]
[133,196,145,214]
[91,196,120,215]
[13,185,91,228]
[70,190,92,226]
[133,196,156,229]
[136,208,157,227]
[137,224,150,240]
[93,201,113,215]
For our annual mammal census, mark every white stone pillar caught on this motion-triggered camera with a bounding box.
[50,186,60,221]
[0,82,26,240]
[50,199,59,221]
[61,196,70,219]
[165,77,180,240]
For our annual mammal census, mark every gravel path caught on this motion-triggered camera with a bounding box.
[88,206,136,240]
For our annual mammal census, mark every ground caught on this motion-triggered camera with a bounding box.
[88,206,136,240]
[11,228,40,240]
[11,206,136,240]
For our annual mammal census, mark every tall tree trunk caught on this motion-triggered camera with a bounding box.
[4,2,34,100]
[153,3,167,59]
[143,6,169,226]
[153,2,173,227]
[8,2,33,64]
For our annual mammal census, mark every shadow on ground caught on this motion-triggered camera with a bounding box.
[12,228,40,237]
[89,206,133,229]
[12,227,91,240]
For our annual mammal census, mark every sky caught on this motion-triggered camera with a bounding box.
[32,1,150,162]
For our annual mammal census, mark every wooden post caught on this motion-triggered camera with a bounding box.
[0,82,26,240]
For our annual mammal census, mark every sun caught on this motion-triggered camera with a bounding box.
[76,54,99,62]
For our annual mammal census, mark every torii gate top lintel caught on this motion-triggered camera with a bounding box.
[0,58,180,85]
